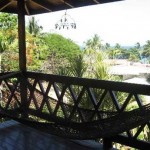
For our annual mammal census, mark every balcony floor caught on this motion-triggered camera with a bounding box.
[0,120,112,150]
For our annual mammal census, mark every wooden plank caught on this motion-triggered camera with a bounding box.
[0,120,106,150]
[18,0,26,72]
[25,71,150,96]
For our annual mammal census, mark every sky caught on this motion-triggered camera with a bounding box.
[32,0,150,46]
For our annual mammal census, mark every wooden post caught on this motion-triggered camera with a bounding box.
[18,0,26,72]
[17,0,27,117]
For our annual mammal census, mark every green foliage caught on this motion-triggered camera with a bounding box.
[142,40,150,58]
[128,47,141,62]
[56,54,87,77]
[105,42,143,61]
[0,13,17,30]
[106,43,130,59]
[44,33,81,60]
[94,52,109,80]
[0,13,18,71]
[2,51,19,71]
[27,16,43,37]
[84,34,102,51]
[0,13,18,51]
[68,54,87,77]
[0,37,6,53]
[40,33,82,74]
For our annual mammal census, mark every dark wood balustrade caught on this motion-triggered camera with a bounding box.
[0,71,150,149]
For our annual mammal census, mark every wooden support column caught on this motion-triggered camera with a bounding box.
[17,0,27,117]
[18,0,26,72]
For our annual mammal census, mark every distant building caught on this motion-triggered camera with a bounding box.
[107,59,150,80]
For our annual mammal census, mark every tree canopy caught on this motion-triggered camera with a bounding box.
[44,33,81,60]
[1,13,150,74]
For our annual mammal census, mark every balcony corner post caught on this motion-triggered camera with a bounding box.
[19,73,28,118]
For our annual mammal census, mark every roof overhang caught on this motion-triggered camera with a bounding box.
[0,0,123,15]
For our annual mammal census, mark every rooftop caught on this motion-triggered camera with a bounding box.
[109,65,150,75]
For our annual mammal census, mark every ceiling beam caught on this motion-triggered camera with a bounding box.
[0,0,13,11]
[61,0,98,7]
[25,2,30,15]
[60,0,74,8]
[97,0,123,3]
[32,0,73,12]
[63,0,122,7]
[32,0,53,12]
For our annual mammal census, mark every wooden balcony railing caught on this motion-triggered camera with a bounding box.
[0,71,150,149]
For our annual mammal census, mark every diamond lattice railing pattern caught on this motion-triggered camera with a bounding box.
[0,71,150,148]
[25,72,150,140]
[0,72,22,111]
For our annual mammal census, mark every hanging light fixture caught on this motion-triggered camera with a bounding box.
[55,11,76,30]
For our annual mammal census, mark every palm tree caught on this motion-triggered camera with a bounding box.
[84,34,104,77]
[134,42,143,60]
[142,40,150,58]
[107,43,127,59]
[107,48,121,59]
[57,54,87,77]
[28,16,43,37]
[135,42,141,50]
[26,16,45,68]
[104,43,111,50]
[84,34,102,51]
[69,54,87,78]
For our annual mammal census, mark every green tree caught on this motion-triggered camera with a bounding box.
[83,34,105,78]
[68,54,87,77]
[0,13,17,30]
[135,42,141,50]
[0,13,18,71]
[135,42,142,59]
[142,40,150,58]
[107,43,122,59]
[26,17,49,71]
[0,13,18,50]
[104,43,111,50]
[41,33,81,74]
[128,47,141,62]
[94,52,109,80]
[84,34,102,51]
[0,14,47,72]
[44,33,81,59]
[57,54,87,77]
[27,16,43,37]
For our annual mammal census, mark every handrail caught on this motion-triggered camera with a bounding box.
[25,71,150,96]
[0,72,21,80]
[1,71,150,149]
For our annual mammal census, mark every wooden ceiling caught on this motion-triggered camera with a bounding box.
[0,0,123,15]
